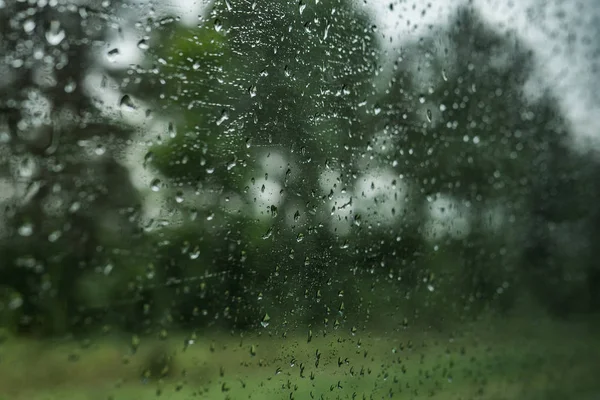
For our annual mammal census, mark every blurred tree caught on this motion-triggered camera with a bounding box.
[0,1,147,335]
[3,0,597,338]
[119,0,382,329]
[119,1,600,331]
[379,6,600,320]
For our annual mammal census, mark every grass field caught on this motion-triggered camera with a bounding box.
[1,315,598,400]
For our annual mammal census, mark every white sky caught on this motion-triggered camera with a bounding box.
[368,0,600,151]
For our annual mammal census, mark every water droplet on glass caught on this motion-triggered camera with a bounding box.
[131,335,141,353]
[426,109,432,123]
[107,48,120,63]
[120,94,136,111]
[262,227,273,240]
[95,144,105,155]
[442,69,448,81]
[103,263,113,275]
[261,313,271,328]
[214,18,222,32]
[189,246,200,260]
[216,109,229,125]
[299,1,306,14]
[23,19,36,33]
[248,85,257,98]
[143,152,153,168]
[137,39,149,50]
[150,178,161,192]
[64,79,77,93]
[175,191,184,203]
[18,222,34,237]
[48,230,61,242]
[8,295,23,310]
[45,21,65,45]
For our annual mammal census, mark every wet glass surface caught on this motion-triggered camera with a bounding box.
[1,0,599,399]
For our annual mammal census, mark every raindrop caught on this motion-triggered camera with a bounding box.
[261,313,271,328]
[107,48,120,63]
[150,178,161,192]
[248,85,257,98]
[426,109,432,123]
[8,295,23,310]
[216,109,229,125]
[18,222,34,237]
[131,335,141,353]
[119,94,137,111]
[23,19,36,33]
[64,79,77,93]
[143,152,154,168]
[48,230,61,242]
[262,227,273,240]
[45,21,65,45]
[189,246,200,260]
[214,18,222,32]
[137,38,149,50]
[299,0,306,15]
[442,69,448,81]
[175,191,184,203]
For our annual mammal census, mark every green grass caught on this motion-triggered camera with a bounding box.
[1,315,598,400]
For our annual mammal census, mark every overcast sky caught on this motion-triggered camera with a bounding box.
[369,0,600,152]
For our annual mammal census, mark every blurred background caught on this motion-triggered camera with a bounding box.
[0,0,599,399]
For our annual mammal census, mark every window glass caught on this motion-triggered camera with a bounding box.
[1,0,599,399]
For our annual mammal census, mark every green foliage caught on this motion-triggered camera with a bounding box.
[1,0,599,336]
